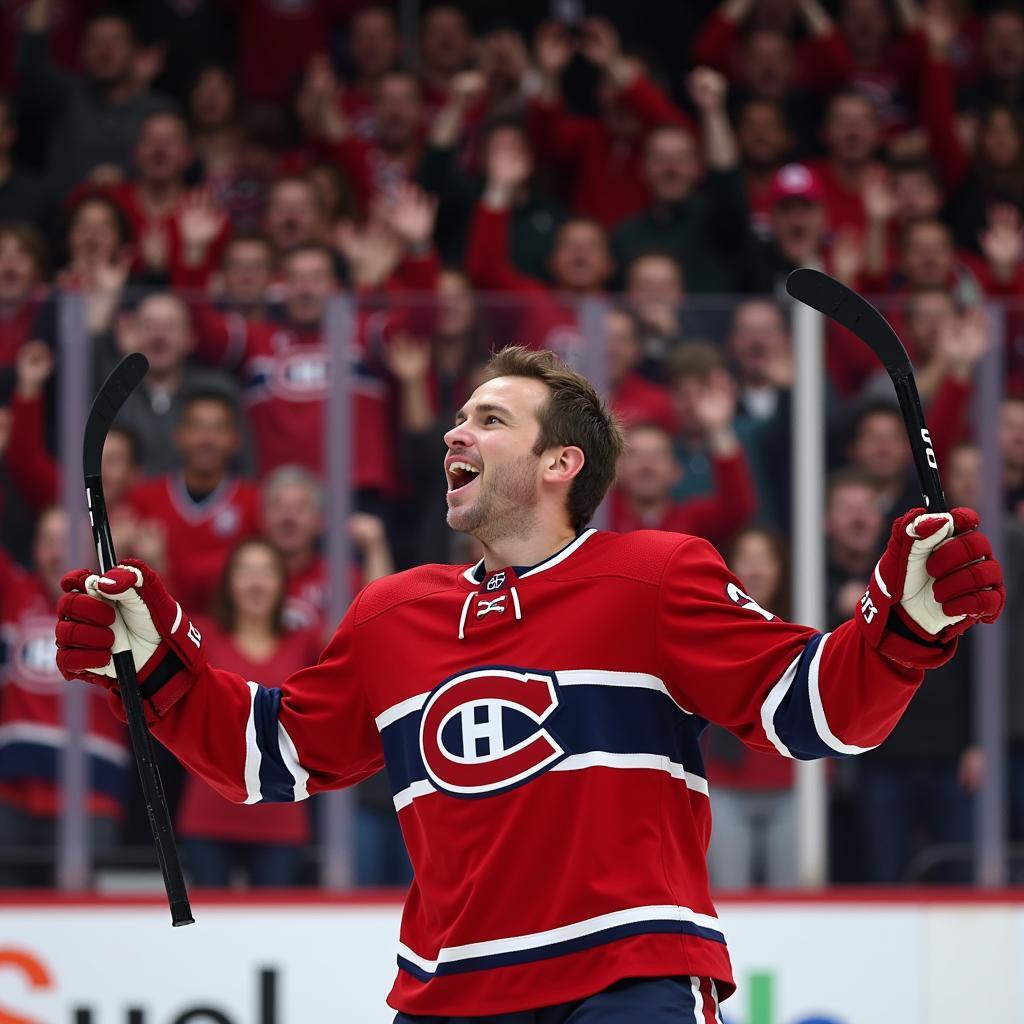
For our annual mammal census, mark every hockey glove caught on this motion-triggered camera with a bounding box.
[56,559,205,700]
[856,507,1004,668]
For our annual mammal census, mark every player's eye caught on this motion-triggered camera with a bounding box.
[484,415,502,425]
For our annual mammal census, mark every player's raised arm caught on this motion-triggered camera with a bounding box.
[657,507,1004,760]
[54,559,383,803]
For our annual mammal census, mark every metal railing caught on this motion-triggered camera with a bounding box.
[0,285,1010,891]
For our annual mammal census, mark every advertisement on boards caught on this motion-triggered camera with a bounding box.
[1,898,1021,1024]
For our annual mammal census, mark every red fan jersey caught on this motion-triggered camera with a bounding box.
[284,557,364,633]
[176,621,323,844]
[134,529,925,1017]
[0,555,126,818]
[126,474,262,619]
[189,252,438,489]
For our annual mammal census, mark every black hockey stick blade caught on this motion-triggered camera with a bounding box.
[83,354,195,926]
[83,353,149,478]
[784,268,947,512]
[786,267,911,375]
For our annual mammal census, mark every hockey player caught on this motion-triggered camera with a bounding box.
[55,347,1004,1023]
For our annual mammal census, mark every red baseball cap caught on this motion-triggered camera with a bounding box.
[768,163,825,208]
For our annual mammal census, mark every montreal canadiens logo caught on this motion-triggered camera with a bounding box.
[10,617,63,693]
[270,348,331,401]
[419,668,565,798]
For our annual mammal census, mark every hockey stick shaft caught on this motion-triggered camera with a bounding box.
[888,370,947,513]
[785,268,948,512]
[85,358,193,926]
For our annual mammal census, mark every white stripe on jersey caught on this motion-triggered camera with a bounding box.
[242,681,263,804]
[391,751,709,811]
[394,779,435,811]
[375,691,429,731]
[397,903,725,975]
[376,668,691,732]
[550,751,709,797]
[557,669,693,714]
[807,632,877,756]
[759,651,802,758]
[278,723,310,801]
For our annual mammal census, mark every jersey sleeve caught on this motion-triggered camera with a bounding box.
[656,536,924,759]
[143,600,383,803]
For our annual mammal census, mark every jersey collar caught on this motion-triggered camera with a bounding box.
[462,528,598,586]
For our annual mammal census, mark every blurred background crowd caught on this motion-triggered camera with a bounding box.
[0,0,1022,892]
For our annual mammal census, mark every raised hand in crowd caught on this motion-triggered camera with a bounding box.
[296,53,348,142]
[335,215,402,288]
[139,223,170,275]
[482,130,532,208]
[794,0,836,37]
[861,166,898,225]
[534,20,574,97]
[384,330,432,384]
[921,0,957,58]
[979,204,1024,283]
[761,331,795,391]
[347,512,395,584]
[934,306,991,382]
[57,237,132,336]
[379,182,439,252]
[691,367,741,454]
[687,65,728,114]
[686,66,737,170]
[579,17,635,86]
[860,165,899,277]
[831,227,867,288]
[383,330,434,433]
[430,69,487,147]
[479,30,530,101]
[15,339,54,400]
[177,189,229,270]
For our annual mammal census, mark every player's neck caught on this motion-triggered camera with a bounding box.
[479,527,577,575]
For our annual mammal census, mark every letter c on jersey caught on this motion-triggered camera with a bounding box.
[419,668,565,798]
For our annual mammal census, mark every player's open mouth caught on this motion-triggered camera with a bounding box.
[447,460,481,494]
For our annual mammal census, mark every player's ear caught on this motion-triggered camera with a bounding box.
[544,445,585,485]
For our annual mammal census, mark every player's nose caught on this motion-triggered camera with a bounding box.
[443,421,474,450]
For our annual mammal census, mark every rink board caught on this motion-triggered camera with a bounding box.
[1,891,1023,1023]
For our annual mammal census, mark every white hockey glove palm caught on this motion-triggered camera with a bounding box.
[856,507,1004,668]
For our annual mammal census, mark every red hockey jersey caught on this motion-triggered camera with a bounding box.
[136,529,924,1016]
[0,556,127,818]
[189,252,438,489]
[126,474,262,619]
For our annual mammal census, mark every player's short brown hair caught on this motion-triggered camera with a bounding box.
[484,346,625,533]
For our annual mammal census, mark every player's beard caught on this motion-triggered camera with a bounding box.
[446,450,541,545]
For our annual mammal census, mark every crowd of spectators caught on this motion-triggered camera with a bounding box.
[0,0,1022,889]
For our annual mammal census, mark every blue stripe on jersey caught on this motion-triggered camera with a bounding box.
[396,916,726,982]
[380,681,707,801]
[770,632,850,760]
[0,744,126,801]
[252,687,296,802]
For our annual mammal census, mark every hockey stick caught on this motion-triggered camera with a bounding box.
[84,353,194,926]
[785,267,948,512]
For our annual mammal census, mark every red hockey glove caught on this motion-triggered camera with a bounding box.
[56,559,206,698]
[856,507,1004,668]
